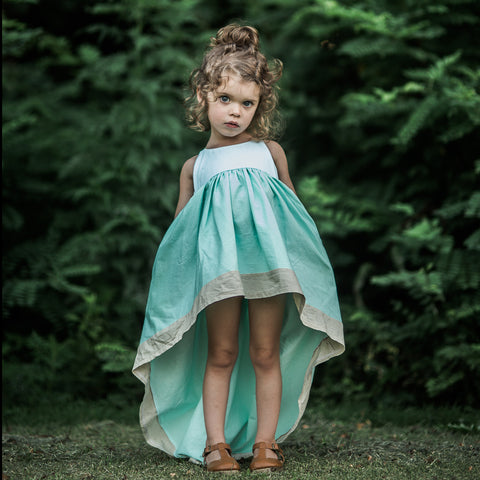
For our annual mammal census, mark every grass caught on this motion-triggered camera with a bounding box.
[2,394,479,480]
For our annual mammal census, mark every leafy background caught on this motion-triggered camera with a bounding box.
[3,0,479,411]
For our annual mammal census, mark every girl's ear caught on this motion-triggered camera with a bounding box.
[196,88,204,104]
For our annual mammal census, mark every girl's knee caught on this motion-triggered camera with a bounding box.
[207,345,238,370]
[249,345,279,371]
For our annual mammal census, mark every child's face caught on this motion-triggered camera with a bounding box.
[203,73,260,142]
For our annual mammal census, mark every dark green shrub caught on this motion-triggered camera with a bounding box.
[3,0,478,407]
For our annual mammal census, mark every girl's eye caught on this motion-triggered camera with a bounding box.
[219,95,230,103]
[243,101,254,107]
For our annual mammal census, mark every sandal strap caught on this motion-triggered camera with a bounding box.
[203,442,233,458]
[252,441,285,462]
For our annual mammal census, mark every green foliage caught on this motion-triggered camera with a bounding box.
[95,342,136,373]
[274,0,479,405]
[3,0,479,408]
[3,0,207,400]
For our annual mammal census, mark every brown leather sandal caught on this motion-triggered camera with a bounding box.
[203,442,241,474]
[249,441,285,473]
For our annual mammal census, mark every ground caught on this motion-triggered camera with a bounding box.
[2,397,479,479]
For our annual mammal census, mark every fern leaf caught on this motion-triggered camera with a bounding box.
[393,95,437,146]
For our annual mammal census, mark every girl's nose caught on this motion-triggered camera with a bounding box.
[230,103,240,116]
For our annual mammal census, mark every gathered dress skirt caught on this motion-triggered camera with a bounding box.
[132,167,345,462]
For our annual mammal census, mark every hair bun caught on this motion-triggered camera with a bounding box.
[211,24,260,53]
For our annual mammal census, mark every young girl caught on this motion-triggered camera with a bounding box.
[133,24,345,473]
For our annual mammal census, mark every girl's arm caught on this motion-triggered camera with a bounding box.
[266,141,297,194]
[174,156,196,218]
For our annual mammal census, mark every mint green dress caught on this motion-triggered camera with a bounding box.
[133,141,344,463]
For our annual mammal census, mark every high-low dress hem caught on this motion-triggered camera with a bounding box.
[133,141,344,462]
[133,270,344,459]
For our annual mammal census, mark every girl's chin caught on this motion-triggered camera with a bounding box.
[214,129,245,139]
[222,126,242,134]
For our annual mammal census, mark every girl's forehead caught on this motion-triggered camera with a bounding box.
[216,74,260,97]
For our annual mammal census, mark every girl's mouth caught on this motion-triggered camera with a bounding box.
[225,122,239,128]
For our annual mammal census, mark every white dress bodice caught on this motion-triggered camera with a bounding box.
[193,140,279,191]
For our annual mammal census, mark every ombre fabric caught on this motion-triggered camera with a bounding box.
[133,141,344,463]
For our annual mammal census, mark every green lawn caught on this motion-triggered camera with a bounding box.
[2,396,479,479]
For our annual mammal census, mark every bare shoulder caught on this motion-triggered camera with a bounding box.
[264,140,287,164]
[264,140,296,194]
[181,155,197,178]
[174,155,197,218]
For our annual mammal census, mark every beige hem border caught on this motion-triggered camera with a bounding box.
[132,268,345,457]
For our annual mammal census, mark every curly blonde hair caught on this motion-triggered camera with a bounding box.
[185,24,284,140]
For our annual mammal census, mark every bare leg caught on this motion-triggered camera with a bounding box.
[203,296,242,463]
[248,294,285,458]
